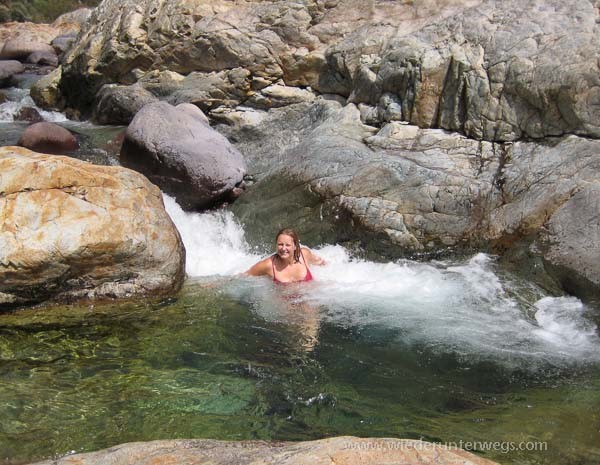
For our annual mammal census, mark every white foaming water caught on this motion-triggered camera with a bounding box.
[0,88,67,123]
[164,195,600,368]
[164,195,261,276]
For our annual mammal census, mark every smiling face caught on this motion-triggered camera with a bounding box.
[276,234,296,261]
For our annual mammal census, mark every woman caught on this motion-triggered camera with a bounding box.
[245,228,325,283]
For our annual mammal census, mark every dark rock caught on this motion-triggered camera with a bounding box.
[18,122,79,154]
[14,106,43,123]
[120,101,246,210]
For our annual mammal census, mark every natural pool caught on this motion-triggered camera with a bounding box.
[1,83,600,465]
[1,204,599,465]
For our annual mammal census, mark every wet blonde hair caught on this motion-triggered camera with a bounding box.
[275,228,301,263]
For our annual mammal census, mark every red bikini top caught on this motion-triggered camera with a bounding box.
[272,250,313,284]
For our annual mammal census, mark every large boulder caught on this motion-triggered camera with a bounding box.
[30,437,499,465]
[51,8,94,32]
[0,22,59,53]
[538,184,600,301]
[0,59,24,86]
[18,122,79,155]
[225,98,600,298]
[0,146,185,307]
[59,0,600,142]
[93,83,159,125]
[120,101,246,210]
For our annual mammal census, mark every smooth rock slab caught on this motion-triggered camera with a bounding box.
[0,146,185,307]
[29,437,500,465]
[120,101,246,210]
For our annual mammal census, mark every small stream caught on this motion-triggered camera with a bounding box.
[1,79,599,465]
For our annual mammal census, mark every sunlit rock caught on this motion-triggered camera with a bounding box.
[0,146,185,307]
[120,101,246,211]
[28,437,500,465]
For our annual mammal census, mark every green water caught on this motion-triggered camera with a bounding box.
[1,280,599,465]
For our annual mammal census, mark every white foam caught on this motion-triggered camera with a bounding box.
[163,194,600,368]
[0,88,67,123]
[163,195,260,276]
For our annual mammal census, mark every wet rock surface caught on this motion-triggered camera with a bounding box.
[224,98,600,297]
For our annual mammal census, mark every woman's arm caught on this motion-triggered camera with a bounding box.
[302,247,326,266]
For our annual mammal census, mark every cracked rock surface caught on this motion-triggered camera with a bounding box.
[29,436,500,465]
[0,146,185,307]
[57,0,600,142]
[223,98,600,297]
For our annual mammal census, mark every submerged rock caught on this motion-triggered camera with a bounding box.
[0,146,185,307]
[18,122,79,154]
[120,101,246,210]
[29,437,500,465]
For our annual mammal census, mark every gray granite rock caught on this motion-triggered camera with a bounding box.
[120,101,246,210]
[93,83,159,125]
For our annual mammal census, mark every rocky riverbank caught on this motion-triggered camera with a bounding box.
[25,0,597,301]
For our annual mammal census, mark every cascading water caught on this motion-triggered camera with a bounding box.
[164,195,600,371]
[0,87,66,124]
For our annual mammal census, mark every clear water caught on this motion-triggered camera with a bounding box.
[1,90,600,465]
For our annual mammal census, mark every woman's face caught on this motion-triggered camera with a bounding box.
[276,234,296,260]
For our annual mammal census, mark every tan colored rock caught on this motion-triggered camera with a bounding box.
[52,8,93,33]
[0,38,56,60]
[29,437,500,465]
[30,66,64,110]
[0,22,58,51]
[0,146,185,307]
[247,84,317,109]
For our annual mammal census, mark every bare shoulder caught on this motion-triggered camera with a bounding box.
[244,256,274,277]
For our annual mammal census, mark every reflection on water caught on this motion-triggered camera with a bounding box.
[1,280,599,465]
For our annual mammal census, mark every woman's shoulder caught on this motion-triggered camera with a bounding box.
[244,255,274,276]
